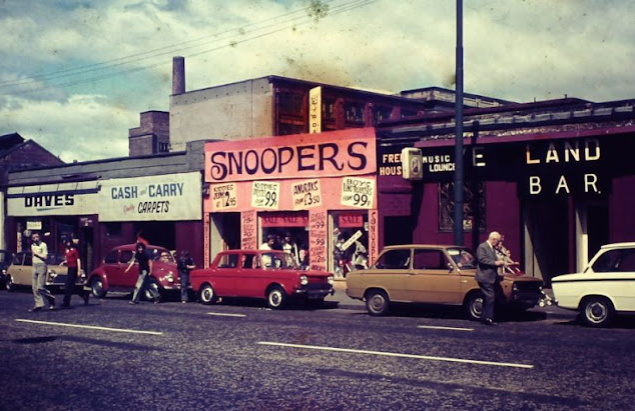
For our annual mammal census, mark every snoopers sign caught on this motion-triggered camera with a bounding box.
[205,128,377,183]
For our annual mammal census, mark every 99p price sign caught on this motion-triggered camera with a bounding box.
[341,177,375,209]
[251,181,280,209]
[292,179,322,210]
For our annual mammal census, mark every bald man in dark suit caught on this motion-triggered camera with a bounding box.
[475,231,505,325]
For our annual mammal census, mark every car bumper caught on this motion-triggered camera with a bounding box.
[293,286,335,299]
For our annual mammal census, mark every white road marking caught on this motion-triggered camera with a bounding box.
[16,319,163,335]
[417,325,474,332]
[206,312,246,317]
[257,341,534,369]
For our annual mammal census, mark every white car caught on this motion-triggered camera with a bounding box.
[552,243,635,327]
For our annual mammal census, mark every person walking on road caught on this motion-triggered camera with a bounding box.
[178,250,195,303]
[475,231,505,326]
[61,240,89,308]
[29,232,56,312]
[125,242,160,304]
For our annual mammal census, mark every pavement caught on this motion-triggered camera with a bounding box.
[324,279,577,320]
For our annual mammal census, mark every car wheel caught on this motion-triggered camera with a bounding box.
[365,289,390,316]
[5,275,16,292]
[91,277,107,298]
[581,297,614,328]
[267,286,287,309]
[143,278,161,302]
[199,284,217,305]
[465,292,484,321]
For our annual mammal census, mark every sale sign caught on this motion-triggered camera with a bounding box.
[341,177,375,209]
[291,179,322,210]
[251,181,280,209]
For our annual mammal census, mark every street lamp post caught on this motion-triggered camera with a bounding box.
[453,0,464,245]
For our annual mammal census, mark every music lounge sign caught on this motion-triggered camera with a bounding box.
[521,137,608,198]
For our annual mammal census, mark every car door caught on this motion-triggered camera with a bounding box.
[10,253,29,286]
[407,249,462,304]
[237,252,264,298]
[212,253,239,296]
[368,248,412,302]
[117,249,138,288]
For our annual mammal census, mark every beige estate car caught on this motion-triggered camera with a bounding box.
[5,251,85,292]
[346,244,544,319]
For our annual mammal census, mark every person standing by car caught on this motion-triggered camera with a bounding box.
[29,232,55,312]
[475,231,505,325]
[125,242,160,304]
[177,250,195,303]
[61,240,89,308]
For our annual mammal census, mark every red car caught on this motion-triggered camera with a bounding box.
[87,244,179,300]
[190,250,335,309]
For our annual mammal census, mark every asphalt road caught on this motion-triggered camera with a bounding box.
[1,288,634,411]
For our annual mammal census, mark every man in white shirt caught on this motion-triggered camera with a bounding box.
[29,232,56,312]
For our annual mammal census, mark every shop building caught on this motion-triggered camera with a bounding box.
[377,98,635,284]
[6,142,205,272]
[203,128,377,276]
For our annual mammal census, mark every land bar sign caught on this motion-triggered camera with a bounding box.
[99,172,202,222]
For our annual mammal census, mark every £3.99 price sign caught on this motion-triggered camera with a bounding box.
[251,181,280,209]
[341,177,375,209]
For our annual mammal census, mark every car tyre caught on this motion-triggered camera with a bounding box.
[91,277,107,298]
[580,296,614,328]
[267,286,287,309]
[365,289,390,316]
[199,284,217,305]
[5,275,16,292]
[465,291,484,321]
[144,278,161,302]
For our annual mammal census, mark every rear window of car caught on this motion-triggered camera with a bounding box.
[592,248,635,272]
[375,249,411,269]
[12,253,24,265]
[119,250,134,264]
[103,251,118,264]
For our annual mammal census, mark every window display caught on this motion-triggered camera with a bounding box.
[330,211,369,278]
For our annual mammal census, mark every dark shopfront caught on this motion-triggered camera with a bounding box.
[401,126,635,285]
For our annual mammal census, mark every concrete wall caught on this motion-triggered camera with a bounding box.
[169,78,274,151]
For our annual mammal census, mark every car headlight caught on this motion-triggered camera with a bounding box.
[512,283,519,292]
[48,270,57,278]
[164,271,175,282]
[328,275,334,286]
[300,275,308,286]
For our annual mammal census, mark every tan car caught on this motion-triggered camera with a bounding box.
[346,244,544,319]
[5,251,86,292]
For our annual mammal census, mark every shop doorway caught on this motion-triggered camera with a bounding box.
[575,202,609,270]
[523,198,569,285]
[211,213,241,258]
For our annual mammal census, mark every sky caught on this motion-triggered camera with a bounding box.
[1,0,634,163]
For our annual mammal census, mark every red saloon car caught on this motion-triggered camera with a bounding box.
[190,250,335,309]
[87,244,179,300]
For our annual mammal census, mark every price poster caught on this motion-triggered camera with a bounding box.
[341,177,375,209]
[291,179,322,210]
[211,183,238,211]
[251,181,280,209]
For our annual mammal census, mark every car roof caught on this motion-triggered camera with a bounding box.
[381,244,467,250]
[113,244,169,251]
[217,250,287,254]
[600,242,635,249]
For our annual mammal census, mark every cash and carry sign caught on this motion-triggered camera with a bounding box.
[205,128,376,183]
[99,172,201,222]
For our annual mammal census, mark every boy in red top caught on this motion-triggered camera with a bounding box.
[62,240,89,307]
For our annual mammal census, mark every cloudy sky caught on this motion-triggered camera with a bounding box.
[1,0,633,162]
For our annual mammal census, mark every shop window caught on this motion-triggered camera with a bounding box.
[375,249,410,270]
[413,250,447,270]
[344,101,365,123]
[278,91,304,116]
[105,222,123,237]
[374,106,393,123]
[439,182,486,232]
[331,211,369,277]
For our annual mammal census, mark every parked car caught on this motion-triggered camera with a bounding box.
[86,244,179,300]
[346,244,544,318]
[190,250,335,309]
[5,251,86,292]
[552,242,635,327]
[0,250,12,289]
